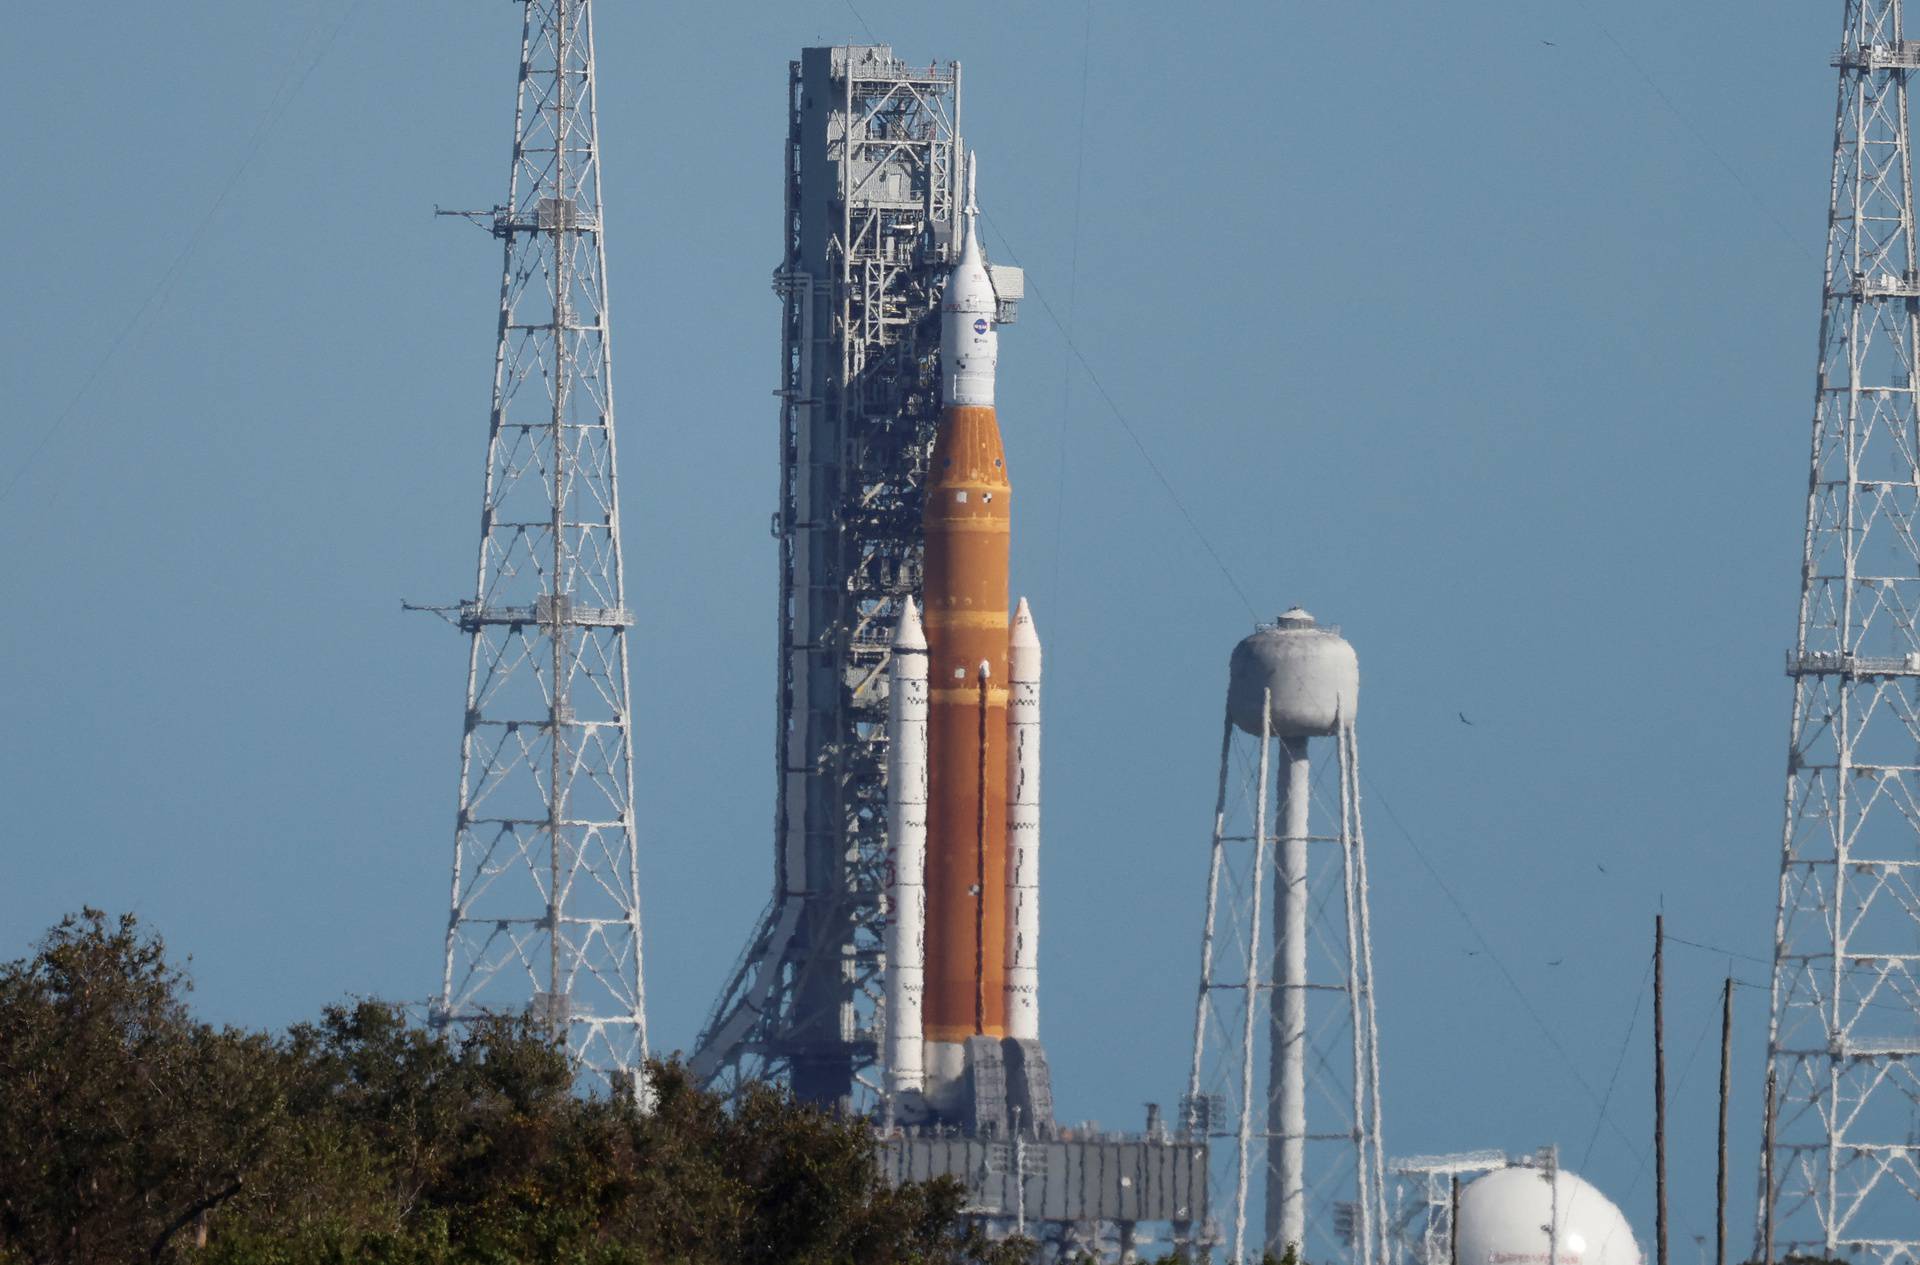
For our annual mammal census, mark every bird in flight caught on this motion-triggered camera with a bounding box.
[1548,958,1565,967]
[1458,712,1475,726]
[1541,39,1558,46]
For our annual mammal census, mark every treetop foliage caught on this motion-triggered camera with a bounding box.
[0,910,1029,1265]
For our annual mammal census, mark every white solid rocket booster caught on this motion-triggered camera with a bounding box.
[886,598,929,1096]
[1005,596,1042,1040]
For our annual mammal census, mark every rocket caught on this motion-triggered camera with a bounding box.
[887,158,1050,1128]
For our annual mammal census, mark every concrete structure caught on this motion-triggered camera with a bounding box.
[1185,609,1386,1265]
[420,0,648,1090]
[1762,8,1920,1264]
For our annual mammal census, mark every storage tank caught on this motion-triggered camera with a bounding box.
[1455,1164,1643,1265]
[1227,607,1358,737]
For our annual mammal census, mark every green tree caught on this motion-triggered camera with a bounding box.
[0,911,1034,1265]
[0,910,289,1262]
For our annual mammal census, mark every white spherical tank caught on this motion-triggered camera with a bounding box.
[1227,607,1359,738]
[1456,1165,1643,1265]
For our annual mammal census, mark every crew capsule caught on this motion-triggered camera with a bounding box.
[941,159,997,407]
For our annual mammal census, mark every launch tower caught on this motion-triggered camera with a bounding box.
[1762,4,1920,1259]
[693,47,1207,1258]
[424,0,649,1089]
[1185,610,1387,1265]
[693,46,1020,1108]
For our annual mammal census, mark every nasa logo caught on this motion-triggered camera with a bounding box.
[973,317,989,335]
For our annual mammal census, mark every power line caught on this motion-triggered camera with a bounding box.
[1665,930,1917,1016]
[1047,0,1094,638]
[981,210,1259,620]
[841,0,877,45]
[1578,953,1654,1174]
[1,0,367,511]
[1609,980,1721,1255]
[1359,770,1637,1156]
[1560,0,1814,265]
[1618,983,1720,1194]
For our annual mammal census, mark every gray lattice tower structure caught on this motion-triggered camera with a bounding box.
[1385,1151,1511,1265]
[427,0,648,1089]
[693,46,984,1108]
[1185,612,1387,1265]
[1763,5,1920,1259]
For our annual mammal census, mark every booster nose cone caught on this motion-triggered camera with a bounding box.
[894,596,927,651]
[1009,597,1041,675]
[1010,598,1039,641]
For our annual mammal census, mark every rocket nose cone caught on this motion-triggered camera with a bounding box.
[1010,597,1041,649]
[1009,597,1042,678]
[894,596,927,651]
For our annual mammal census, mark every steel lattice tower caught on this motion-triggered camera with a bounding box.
[428,0,648,1089]
[1763,4,1920,1257]
[692,47,975,1108]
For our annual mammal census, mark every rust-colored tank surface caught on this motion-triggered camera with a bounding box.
[921,402,1012,1042]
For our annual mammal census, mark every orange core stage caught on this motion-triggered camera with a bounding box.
[921,402,1012,1043]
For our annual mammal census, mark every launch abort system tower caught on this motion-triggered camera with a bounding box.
[1761,4,1920,1260]
[424,0,649,1089]
[693,47,1014,1107]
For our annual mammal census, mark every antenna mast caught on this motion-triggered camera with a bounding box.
[1763,4,1920,1258]
[431,0,648,1088]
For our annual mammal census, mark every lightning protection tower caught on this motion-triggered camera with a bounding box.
[426,0,648,1090]
[1762,4,1920,1259]
[1185,609,1387,1265]
[692,47,1012,1109]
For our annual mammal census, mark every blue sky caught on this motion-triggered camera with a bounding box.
[1,0,1837,1253]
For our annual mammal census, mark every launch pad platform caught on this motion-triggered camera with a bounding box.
[878,1132,1208,1247]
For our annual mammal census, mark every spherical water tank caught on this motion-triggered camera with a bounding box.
[1227,607,1359,737]
[1455,1165,1642,1265]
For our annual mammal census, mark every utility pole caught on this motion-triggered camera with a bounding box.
[428,0,648,1088]
[1762,1067,1776,1265]
[1449,1175,1460,1265]
[1763,4,1920,1262]
[1655,916,1668,1265]
[1717,977,1732,1265]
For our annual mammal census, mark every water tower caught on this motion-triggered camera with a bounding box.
[1183,608,1387,1265]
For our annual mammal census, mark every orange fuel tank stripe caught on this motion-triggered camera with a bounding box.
[922,402,1012,1043]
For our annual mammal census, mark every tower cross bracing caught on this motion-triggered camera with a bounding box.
[1185,623,1387,1265]
[431,0,648,1089]
[1763,3,1920,1258]
[692,46,974,1107]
